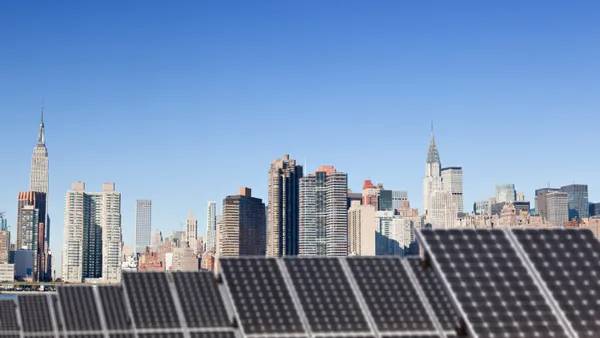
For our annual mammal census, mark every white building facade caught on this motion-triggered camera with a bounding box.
[205,201,217,252]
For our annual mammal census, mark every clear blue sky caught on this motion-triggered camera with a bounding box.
[1,1,599,276]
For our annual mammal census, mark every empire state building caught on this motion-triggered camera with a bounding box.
[30,106,49,194]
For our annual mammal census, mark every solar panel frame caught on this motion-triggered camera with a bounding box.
[509,228,590,338]
[416,228,572,338]
[284,257,372,335]
[57,286,103,332]
[121,271,182,330]
[97,285,134,331]
[0,299,20,332]
[171,271,232,329]
[406,258,462,335]
[18,294,55,333]
[219,257,306,335]
[346,256,438,335]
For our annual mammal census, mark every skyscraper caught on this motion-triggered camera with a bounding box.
[546,191,569,227]
[219,188,266,257]
[299,165,348,257]
[441,167,464,213]
[62,182,122,283]
[134,200,152,254]
[535,188,561,220]
[16,191,46,281]
[392,191,408,210]
[0,212,7,231]
[267,154,303,257]
[423,124,442,216]
[29,106,50,281]
[205,201,217,252]
[560,184,589,220]
[185,212,198,252]
[30,106,49,196]
[495,184,516,203]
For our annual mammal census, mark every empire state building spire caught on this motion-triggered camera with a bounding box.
[37,105,45,145]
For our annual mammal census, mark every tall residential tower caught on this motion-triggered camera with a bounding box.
[267,154,303,257]
[62,183,122,283]
[205,201,217,252]
[299,165,348,257]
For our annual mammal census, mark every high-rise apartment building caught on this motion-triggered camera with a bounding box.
[16,191,47,281]
[535,188,561,220]
[219,188,266,258]
[348,203,376,256]
[62,182,122,283]
[267,154,303,257]
[560,184,589,220]
[441,167,464,213]
[185,212,198,252]
[495,184,516,203]
[362,180,380,210]
[205,201,217,252]
[546,191,569,227]
[299,166,348,257]
[135,200,152,254]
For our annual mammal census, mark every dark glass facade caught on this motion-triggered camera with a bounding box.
[560,185,589,220]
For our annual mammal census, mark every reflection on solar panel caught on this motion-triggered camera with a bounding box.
[285,258,370,334]
[172,271,231,328]
[512,228,600,337]
[407,259,461,333]
[220,258,305,334]
[97,285,133,330]
[189,332,237,338]
[58,286,102,332]
[18,295,54,333]
[0,299,19,332]
[347,257,434,334]
[122,272,181,329]
[418,229,570,338]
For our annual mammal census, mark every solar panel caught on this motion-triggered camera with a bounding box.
[18,294,54,333]
[109,334,136,338]
[407,259,461,333]
[347,257,434,334]
[285,258,370,334]
[65,335,104,338]
[138,333,184,338]
[512,228,600,337]
[219,258,305,334]
[0,299,19,332]
[172,271,231,328]
[57,286,102,332]
[97,285,134,330]
[50,294,64,332]
[418,228,570,338]
[189,332,237,338]
[0,335,19,338]
[122,272,181,329]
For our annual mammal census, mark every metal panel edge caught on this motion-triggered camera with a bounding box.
[338,257,380,338]
[504,229,578,338]
[415,228,476,338]
[401,258,447,338]
[44,294,59,338]
[166,272,191,338]
[217,261,247,337]
[277,258,313,338]
[120,273,140,338]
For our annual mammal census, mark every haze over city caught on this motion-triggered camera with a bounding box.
[1,1,599,277]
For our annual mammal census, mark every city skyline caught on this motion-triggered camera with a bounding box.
[1,1,599,276]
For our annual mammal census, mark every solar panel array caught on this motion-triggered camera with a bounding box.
[0,228,597,338]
